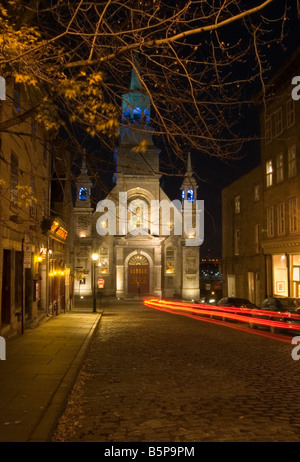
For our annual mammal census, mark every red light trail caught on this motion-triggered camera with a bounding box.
[143,299,300,343]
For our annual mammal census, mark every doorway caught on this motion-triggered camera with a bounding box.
[128,254,149,294]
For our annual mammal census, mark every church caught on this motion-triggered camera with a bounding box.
[72,65,201,300]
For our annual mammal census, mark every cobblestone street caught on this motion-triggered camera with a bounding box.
[52,301,300,442]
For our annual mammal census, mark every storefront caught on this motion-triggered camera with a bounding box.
[269,252,300,299]
[48,218,68,316]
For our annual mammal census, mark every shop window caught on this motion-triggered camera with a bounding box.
[165,247,175,274]
[273,254,288,297]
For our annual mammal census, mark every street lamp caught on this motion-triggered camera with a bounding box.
[91,253,99,312]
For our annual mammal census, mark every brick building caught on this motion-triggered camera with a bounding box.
[222,49,300,303]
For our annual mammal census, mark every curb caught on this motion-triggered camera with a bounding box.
[27,312,102,442]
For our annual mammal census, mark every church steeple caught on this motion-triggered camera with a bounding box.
[114,57,160,180]
[121,55,150,124]
[181,152,198,202]
[75,153,92,207]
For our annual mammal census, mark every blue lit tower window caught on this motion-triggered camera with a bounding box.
[123,107,131,123]
[79,187,88,201]
[187,189,194,202]
[143,108,150,124]
[132,106,142,122]
[181,190,185,201]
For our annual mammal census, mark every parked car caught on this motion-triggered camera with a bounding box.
[250,297,300,333]
[198,296,217,305]
[213,297,257,321]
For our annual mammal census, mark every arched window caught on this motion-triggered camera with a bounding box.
[79,187,88,201]
[128,198,149,233]
[143,108,150,124]
[123,107,131,123]
[187,189,194,202]
[99,246,109,274]
[132,106,142,122]
[165,247,175,274]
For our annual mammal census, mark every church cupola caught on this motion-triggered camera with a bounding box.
[121,56,151,126]
[180,152,198,203]
[75,155,92,207]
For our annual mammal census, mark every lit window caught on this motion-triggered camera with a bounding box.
[123,107,131,122]
[286,98,295,128]
[266,160,273,188]
[277,202,285,236]
[288,145,297,178]
[187,189,194,202]
[128,198,148,232]
[79,187,88,200]
[274,108,283,137]
[143,108,150,124]
[276,153,284,183]
[132,106,142,122]
[267,206,274,237]
[289,198,298,233]
[181,190,185,201]
[99,246,109,274]
[265,117,272,144]
[234,195,240,214]
[165,247,175,274]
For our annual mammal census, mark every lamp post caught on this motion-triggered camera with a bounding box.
[91,253,99,312]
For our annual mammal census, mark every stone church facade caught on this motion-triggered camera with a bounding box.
[72,66,201,300]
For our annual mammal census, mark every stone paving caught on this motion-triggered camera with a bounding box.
[0,312,101,442]
[52,301,300,442]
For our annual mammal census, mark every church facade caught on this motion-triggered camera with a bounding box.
[72,66,201,300]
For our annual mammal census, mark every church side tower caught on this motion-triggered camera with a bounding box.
[73,157,94,296]
[181,153,200,300]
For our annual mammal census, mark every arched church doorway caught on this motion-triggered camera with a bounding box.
[128,254,149,294]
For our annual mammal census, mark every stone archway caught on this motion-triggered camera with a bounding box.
[127,254,149,294]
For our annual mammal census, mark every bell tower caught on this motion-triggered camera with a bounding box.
[180,152,198,203]
[114,56,160,179]
[75,155,92,208]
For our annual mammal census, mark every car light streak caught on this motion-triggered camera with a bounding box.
[144,299,300,331]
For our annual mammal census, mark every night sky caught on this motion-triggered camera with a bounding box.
[75,1,300,260]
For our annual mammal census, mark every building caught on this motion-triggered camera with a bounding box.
[0,78,51,337]
[222,49,300,303]
[71,65,201,301]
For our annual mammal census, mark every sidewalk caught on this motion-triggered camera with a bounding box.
[0,310,101,442]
